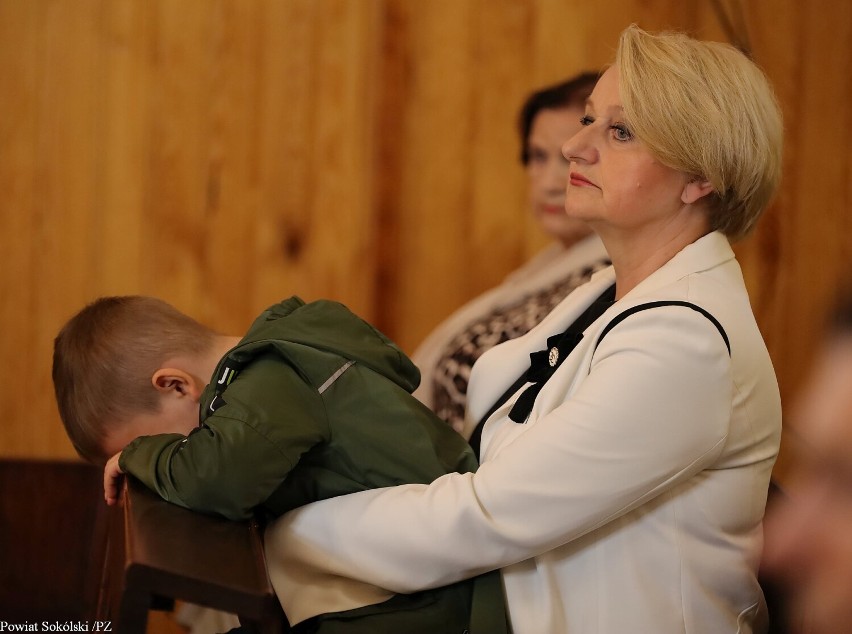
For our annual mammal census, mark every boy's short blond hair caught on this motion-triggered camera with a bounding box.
[617,24,783,241]
[52,296,217,464]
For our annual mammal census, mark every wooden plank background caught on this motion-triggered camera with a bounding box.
[1,0,850,480]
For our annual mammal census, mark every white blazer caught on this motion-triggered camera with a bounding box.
[266,231,781,634]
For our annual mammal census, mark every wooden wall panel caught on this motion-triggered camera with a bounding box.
[97,1,150,296]
[236,0,382,317]
[0,0,40,455]
[4,1,106,457]
[0,0,382,458]
[373,0,534,343]
[734,0,852,474]
[1,0,850,477]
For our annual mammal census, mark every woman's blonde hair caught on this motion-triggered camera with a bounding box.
[617,24,783,241]
[52,296,218,464]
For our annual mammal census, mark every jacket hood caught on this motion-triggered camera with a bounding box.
[226,297,420,393]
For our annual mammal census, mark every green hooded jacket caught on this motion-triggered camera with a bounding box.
[119,297,506,634]
[120,296,478,520]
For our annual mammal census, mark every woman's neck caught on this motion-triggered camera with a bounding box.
[600,220,710,301]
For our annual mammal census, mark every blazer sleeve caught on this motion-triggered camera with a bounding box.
[120,358,329,521]
[267,305,734,591]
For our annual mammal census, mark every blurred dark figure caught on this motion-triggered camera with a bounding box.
[763,289,852,633]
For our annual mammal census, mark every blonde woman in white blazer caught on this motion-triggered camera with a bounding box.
[266,25,784,634]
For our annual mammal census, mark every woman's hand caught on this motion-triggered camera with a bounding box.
[104,452,125,505]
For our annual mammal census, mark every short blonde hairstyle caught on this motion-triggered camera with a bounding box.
[52,296,218,464]
[617,24,783,241]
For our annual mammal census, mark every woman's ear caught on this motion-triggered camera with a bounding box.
[681,177,715,205]
[151,368,203,402]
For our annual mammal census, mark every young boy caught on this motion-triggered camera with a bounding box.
[53,295,505,633]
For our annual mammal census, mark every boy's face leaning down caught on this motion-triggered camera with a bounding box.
[101,367,203,458]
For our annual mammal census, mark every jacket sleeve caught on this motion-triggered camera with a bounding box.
[120,357,329,521]
[266,306,735,591]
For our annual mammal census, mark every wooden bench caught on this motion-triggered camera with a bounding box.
[0,459,107,621]
[97,475,288,633]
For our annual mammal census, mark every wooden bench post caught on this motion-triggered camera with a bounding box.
[97,476,288,633]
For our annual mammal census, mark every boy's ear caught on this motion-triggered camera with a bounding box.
[151,368,203,402]
[681,177,715,205]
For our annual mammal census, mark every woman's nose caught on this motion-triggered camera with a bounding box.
[542,157,569,191]
[562,126,593,164]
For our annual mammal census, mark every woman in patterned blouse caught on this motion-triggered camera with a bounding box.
[412,72,610,435]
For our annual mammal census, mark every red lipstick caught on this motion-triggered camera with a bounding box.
[569,172,595,187]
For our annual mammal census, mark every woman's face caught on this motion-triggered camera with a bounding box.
[525,106,593,247]
[561,66,696,239]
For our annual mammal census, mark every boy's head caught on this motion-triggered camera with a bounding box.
[53,296,219,464]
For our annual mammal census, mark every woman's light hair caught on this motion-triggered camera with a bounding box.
[617,24,783,241]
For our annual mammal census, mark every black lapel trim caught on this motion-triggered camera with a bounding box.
[592,300,731,356]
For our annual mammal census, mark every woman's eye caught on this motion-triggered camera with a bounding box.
[527,148,547,164]
[580,115,594,126]
[610,124,633,141]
